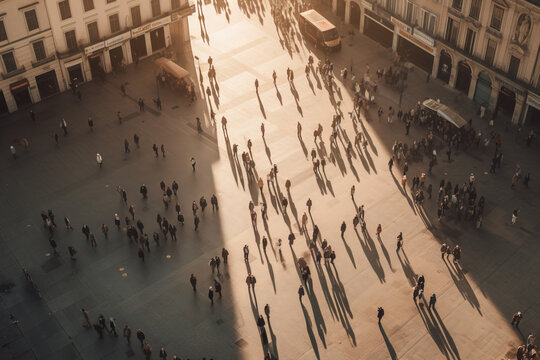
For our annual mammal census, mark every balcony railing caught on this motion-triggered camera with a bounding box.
[1,66,26,80]
[32,54,56,68]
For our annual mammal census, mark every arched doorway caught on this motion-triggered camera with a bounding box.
[437,50,452,84]
[474,71,492,105]
[455,61,472,94]
[350,2,361,29]
[337,0,346,20]
[496,86,516,117]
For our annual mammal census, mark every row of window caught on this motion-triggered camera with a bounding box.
[1,40,48,75]
[451,0,504,31]
[59,0,184,21]
[0,9,41,43]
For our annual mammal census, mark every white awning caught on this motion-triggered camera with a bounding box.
[422,99,467,128]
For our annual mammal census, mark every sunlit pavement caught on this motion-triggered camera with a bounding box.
[0,0,539,359]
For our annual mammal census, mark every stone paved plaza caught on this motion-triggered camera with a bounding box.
[0,1,539,359]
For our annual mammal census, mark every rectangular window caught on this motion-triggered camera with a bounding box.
[445,17,459,45]
[87,21,99,43]
[508,56,520,79]
[422,11,436,34]
[490,5,504,31]
[131,6,142,26]
[82,0,94,11]
[485,38,497,66]
[385,0,396,13]
[58,0,72,20]
[32,40,46,60]
[65,30,77,51]
[0,20,7,41]
[25,10,39,31]
[464,28,475,54]
[452,0,462,11]
[469,0,481,20]
[151,0,161,17]
[2,52,17,73]
[171,0,181,9]
[109,13,120,33]
[405,2,414,23]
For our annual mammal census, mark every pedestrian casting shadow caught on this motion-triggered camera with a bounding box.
[444,259,482,314]
[301,303,320,360]
[356,144,371,173]
[416,301,461,359]
[359,120,378,156]
[267,315,279,359]
[287,190,302,235]
[397,249,417,286]
[257,92,267,119]
[355,228,385,283]
[341,235,356,268]
[376,234,394,272]
[330,144,347,176]
[363,146,378,174]
[312,252,338,319]
[223,135,239,185]
[347,156,360,182]
[263,138,272,164]
[379,323,397,360]
[326,263,356,346]
[433,308,461,359]
[263,250,276,293]
[307,76,316,95]
[298,135,308,158]
[391,171,417,215]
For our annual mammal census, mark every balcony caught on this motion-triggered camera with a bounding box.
[32,54,56,68]
[1,66,26,80]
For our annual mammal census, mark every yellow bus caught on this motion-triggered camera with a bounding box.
[299,10,341,51]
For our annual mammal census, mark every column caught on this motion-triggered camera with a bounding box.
[344,0,351,24]
[431,50,440,79]
[103,50,112,73]
[392,29,399,52]
[468,73,477,99]
[145,32,153,56]
[448,60,458,88]
[125,41,133,64]
[512,92,525,124]
[359,8,365,34]
[489,79,500,111]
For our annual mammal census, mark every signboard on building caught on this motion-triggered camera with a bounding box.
[84,41,105,55]
[412,28,435,47]
[391,16,412,34]
[398,29,434,54]
[105,32,131,48]
[132,16,171,37]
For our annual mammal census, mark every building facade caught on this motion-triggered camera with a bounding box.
[330,0,540,127]
[0,0,194,115]
[0,0,65,115]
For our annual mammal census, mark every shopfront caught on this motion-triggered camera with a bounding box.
[105,32,131,72]
[496,86,516,117]
[364,10,393,48]
[524,92,540,130]
[35,70,60,99]
[85,42,106,81]
[131,15,171,59]
[67,63,84,85]
[151,27,166,52]
[393,19,434,74]
[130,35,147,61]
[473,71,492,105]
[10,79,32,108]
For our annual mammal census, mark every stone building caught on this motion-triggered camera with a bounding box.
[329,0,540,127]
[0,0,65,114]
[44,0,195,86]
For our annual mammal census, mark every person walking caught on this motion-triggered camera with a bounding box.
[264,304,270,319]
[123,325,131,344]
[159,347,167,360]
[208,286,214,305]
[191,157,196,171]
[214,280,222,298]
[88,117,94,131]
[243,244,249,261]
[152,144,159,157]
[136,329,145,347]
[109,317,118,336]
[298,285,305,302]
[511,209,519,224]
[211,194,218,211]
[511,311,523,327]
[376,224,382,237]
[377,307,384,322]
[60,118,68,135]
[222,248,229,264]
[396,232,403,252]
[96,153,103,167]
[429,294,437,309]
[81,308,91,328]
[440,243,448,259]
[190,274,197,291]
[124,139,130,153]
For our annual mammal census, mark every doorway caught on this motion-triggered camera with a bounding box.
[68,64,84,85]
[10,80,32,109]
[109,46,124,72]
[437,50,452,84]
[150,27,165,52]
[455,61,472,94]
[89,55,104,81]
[350,2,361,29]
[35,70,60,99]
